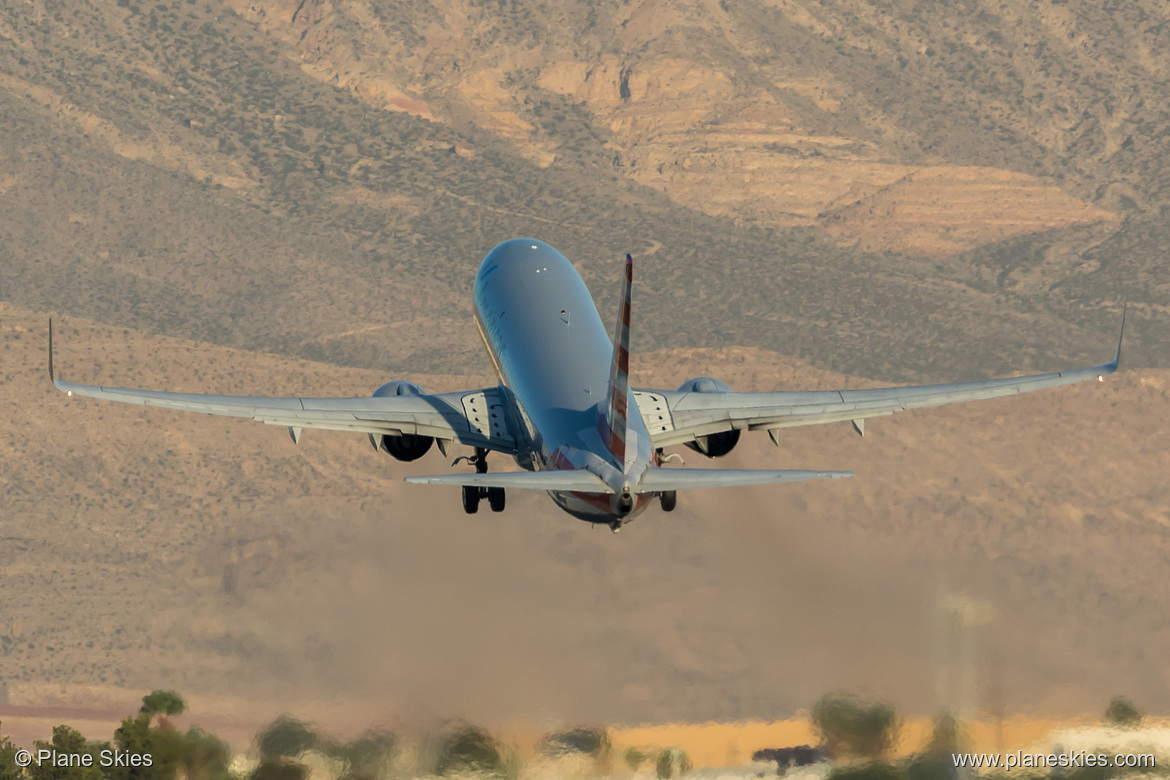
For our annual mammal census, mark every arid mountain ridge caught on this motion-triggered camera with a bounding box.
[0,0,1167,382]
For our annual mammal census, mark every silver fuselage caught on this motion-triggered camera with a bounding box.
[473,239,654,523]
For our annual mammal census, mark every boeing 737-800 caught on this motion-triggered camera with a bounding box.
[49,239,1125,531]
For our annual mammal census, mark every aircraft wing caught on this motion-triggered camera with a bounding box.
[48,324,519,454]
[640,311,1125,449]
[637,468,853,490]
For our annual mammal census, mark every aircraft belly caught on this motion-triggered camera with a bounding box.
[475,240,615,451]
[474,239,654,522]
[549,489,652,524]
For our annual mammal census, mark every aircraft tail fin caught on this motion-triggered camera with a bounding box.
[600,254,633,468]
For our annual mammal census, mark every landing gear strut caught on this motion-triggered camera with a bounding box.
[456,448,505,514]
[453,447,490,474]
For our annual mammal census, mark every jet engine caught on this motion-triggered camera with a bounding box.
[374,433,432,461]
[678,376,741,458]
[369,381,434,461]
[372,380,427,398]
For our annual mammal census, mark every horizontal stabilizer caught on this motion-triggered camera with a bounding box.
[638,468,853,491]
[405,470,613,493]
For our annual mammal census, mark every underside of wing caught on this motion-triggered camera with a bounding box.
[643,309,1126,449]
[54,378,521,454]
[638,468,852,490]
[48,318,520,454]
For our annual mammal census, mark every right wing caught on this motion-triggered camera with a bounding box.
[637,468,852,490]
[49,322,520,455]
[639,310,1126,448]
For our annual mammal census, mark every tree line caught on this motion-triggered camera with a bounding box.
[0,690,1151,780]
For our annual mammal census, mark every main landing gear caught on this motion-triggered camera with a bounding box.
[461,485,480,514]
[455,448,505,515]
[462,485,503,513]
[653,448,679,513]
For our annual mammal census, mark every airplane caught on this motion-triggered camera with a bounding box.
[48,238,1126,532]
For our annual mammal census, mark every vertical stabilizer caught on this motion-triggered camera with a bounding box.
[601,254,633,468]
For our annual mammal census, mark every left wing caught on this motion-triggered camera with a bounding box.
[641,310,1126,449]
[48,322,519,454]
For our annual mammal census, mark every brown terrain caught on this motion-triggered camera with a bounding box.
[229,0,1122,255]
[1,302,1168,736]
[2,0,1170,747]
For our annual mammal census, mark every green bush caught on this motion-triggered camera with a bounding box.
[829,762,905,780]
[812,694,901,759]
[434,723,505,777]
[654,748,690,780]
[0,725,19,780]
[328,732,397,780]
[257,716,319,758]
[1104,696,1142,727]
[140,690,185,719]
[539,727,610,757]
[251,759,307,780]
[30,726,103,780]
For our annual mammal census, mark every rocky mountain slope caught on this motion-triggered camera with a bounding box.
[0,0,1166,382]
[229,0,1166,256]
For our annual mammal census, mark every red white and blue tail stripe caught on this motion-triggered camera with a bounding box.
[601,254,633,469]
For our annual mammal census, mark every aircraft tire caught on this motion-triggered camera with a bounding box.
[659,490,677,512]
[487,486,506,513]
[462,485,480,514]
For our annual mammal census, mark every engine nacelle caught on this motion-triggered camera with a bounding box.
[370,381,433,461]
[372,381,427,397]
[684,429,740,458]
[678,376,741,458]
[374,432,433,461]
[677,376,733,394]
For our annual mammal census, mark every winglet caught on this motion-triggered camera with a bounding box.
[48,318,55,383]
[599,254,633,470]
[1110,303,1127,371]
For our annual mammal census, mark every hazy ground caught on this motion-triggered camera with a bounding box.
[3,0,1170,749]
[1,303,1167,737]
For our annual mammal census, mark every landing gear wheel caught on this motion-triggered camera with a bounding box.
[659,490,677,512]
[487,487,506,513]
[462,485,481,514]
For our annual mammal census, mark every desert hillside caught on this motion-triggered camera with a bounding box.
[0,0,1166,382]
[3,0,1170,736]
[1,304,1167,726]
